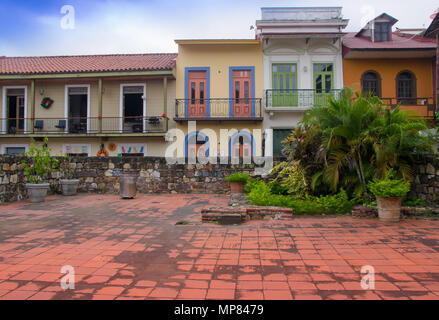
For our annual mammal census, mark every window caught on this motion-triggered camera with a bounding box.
[361,71,381,97]
[397,71,417,105]
[6,147,26,155]
[375,22,390,42]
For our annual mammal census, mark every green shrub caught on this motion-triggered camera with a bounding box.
[402,198,427,207]
[22,138,59,184]
[226,173,250,183]
[368,177,410,199]
[270,161,308,199]
[268,181,289,195]
[246,180,353,215]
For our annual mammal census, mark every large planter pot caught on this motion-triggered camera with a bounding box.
[60,179,80,196]
[377,197,402,222]
[26,183,50,203]
[230,182,245,195]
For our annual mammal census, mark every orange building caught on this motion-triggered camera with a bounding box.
[342,13,437,119]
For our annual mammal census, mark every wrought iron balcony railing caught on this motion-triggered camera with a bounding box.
[0,116,168,135]
[175,98,263,120]
[265,89,342,109]
[381,97,436,119]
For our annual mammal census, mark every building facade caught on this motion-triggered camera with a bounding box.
[0,54,176,156]
[256,7,348,157]
[342,13,437,119]
[173,40,264,159]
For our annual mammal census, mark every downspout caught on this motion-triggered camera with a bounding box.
[30,79,35,134]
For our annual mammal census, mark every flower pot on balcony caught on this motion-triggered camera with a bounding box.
[60,179,80,196]
[230,181,245,195]
[377,197,402,222]
[26,183,50,203]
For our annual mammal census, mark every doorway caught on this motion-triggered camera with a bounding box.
[232,70,252,117]
[313,63,333,106]
[67,86,89,134]
[187,71,207,118]
[122,85,145,133]
[5,88,25,134]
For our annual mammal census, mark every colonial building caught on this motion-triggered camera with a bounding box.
[255,7,348,157]
[0,54,176,156]
[425,12,439,114]
[173,40,264,159]
[342,13,437,119]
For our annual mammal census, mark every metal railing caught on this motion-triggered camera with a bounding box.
[0,116,168,135]
[381,97,436,119]
[175,98,263,120]
[265,89,342,109]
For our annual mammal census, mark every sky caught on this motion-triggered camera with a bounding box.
[0,0,437,57]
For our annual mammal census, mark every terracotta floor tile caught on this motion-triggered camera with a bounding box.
[263,290,293,300]
[206,289,235,300]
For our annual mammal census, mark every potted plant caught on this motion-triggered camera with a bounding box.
[22,138,59,203]
[368,174,411,222]
[226,173,250,194]
[59,155,79,196]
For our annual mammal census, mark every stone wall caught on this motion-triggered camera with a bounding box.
[1,155,439,204]
[0,156,258,203]
[410,155,439,203]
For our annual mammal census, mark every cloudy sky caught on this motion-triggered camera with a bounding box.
[0,0,437,57]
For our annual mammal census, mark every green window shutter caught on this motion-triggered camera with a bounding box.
[272,64,298,107]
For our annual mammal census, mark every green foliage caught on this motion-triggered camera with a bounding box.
[402,198,427,207]
[368,175,411,199]
[246,180,353,215]
[284,87,433,201]
[226,173,251,183]
[22,138,59,184]
[270,161,308,199]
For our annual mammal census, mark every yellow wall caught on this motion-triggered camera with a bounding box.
[343,58,434,99]
[175,42,263,100]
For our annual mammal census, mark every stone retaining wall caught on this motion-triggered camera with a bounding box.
[1,155,439,204]
[0,156,259,203]
[410,155,439,204]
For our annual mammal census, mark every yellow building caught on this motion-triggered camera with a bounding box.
[173,40,264,158]
[0,54,176,156]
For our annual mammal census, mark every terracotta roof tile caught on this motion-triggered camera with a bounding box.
[0,53,178,75]
[342,32,436,50]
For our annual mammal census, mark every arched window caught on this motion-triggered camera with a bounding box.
[229,131,254,159]
[185,132,209,158]
[361,71,381,97]
[397,71,417,105]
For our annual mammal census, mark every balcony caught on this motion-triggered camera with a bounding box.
[382,97,436,119]
[265,89,342,110]
[0,116,168,137]
[175,98,263,121]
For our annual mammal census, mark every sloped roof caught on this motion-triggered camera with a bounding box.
[425,13,439,38]
[0,53,178,75]
[343,31,436,50]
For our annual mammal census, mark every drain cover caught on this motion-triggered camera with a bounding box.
[218,214,242,225]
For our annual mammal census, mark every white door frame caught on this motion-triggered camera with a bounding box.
[120,83,147,133]
[2,86,28,134]
[65,84,91,134]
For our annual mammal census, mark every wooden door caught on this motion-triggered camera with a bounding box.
[232,70,252,117]
[188,71,207,118]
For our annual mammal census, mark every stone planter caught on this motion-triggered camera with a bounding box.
[26,183,50,203]
[377,197,402,222]
[230,182,245,195]
[60,179,80,196]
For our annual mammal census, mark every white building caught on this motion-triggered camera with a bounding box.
[256,7,348,157]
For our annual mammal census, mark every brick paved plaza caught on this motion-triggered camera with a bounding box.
[0,194,438,300]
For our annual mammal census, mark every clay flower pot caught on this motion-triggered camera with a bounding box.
[230,181,245,194]
[377,197,402,222]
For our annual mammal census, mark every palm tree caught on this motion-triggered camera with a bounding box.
[300,88,432,199]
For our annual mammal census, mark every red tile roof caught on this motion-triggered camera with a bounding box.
[342,32,436,50]
[0,53,177,75]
